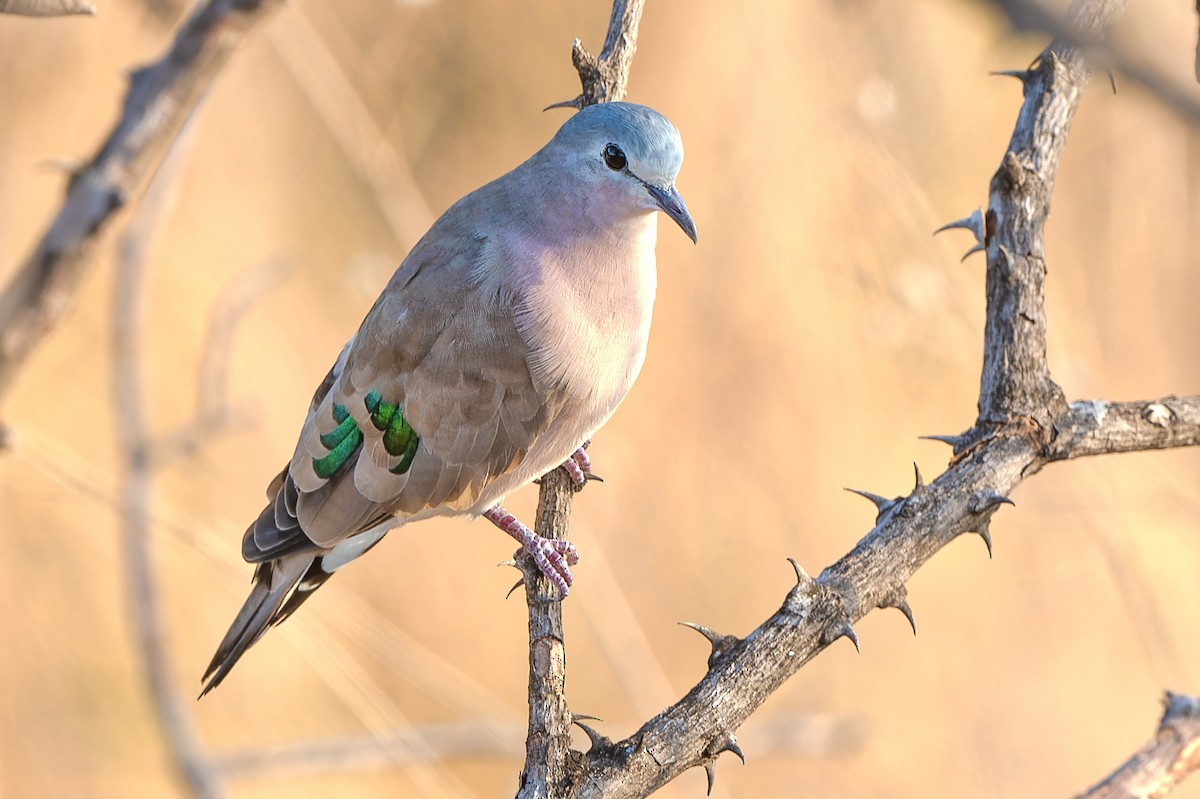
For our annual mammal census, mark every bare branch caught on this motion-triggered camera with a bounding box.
[1076,692,1200,799]
[0,0,281,427]
[549,0,645,109]
[1049,397,1200,460]
[0,0,94,16]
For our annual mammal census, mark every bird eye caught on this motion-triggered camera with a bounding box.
[603,144,627,171]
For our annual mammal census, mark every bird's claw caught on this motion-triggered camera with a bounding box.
[484,505,579,596]
[524,536,578,596]
[561,445,602,491]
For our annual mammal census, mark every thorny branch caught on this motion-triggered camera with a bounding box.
[516,0,1200,796]
[0,0,281,434]
[1076,692,1200,799]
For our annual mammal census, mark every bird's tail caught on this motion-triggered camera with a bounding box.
[199,552,314,697]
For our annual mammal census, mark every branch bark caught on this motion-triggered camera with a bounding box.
[0,0,280,429]
[1076,692,1200,799]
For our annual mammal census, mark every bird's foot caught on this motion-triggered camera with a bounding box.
[560,443,602,492]
[484,506,578,596]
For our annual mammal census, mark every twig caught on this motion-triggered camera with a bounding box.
[149,259,289,465]
[550,0,645,109]
[1075,692,1200,798]
[113,123,224,799]
[0,0,281,430]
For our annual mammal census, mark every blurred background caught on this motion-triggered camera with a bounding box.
[0,0,1198,796]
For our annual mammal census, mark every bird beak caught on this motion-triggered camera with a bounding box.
[647,183,698,244]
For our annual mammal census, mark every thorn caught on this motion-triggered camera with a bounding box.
[933,209,984,242]
[544,97,583,111]
[989,68,1033,83]
[920,433,965,449]
[969,489,1016,514]
[912,462,924,490]
[976,526,994,559]
[893,599,917,635]
[1107,69,1117,95]
[788,557,814,586]
[679,622,740,666]
[504,577,525,600]
[711,733,746,764]
[960,243,985,262]
[844,487,898,516]
[878,588,917,635]
[824,619,860,653]
[572,719,611,753]
[704,761,716,795]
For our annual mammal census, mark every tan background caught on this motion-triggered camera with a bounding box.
[0,1,1198,797]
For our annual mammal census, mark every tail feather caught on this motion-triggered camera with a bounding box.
[200,554,313,697]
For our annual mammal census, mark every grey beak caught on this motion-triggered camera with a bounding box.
[647,183,698,244]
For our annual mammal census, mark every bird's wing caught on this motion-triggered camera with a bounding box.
[242,224,567,560]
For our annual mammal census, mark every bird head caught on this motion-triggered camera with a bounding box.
[548,102,697,244]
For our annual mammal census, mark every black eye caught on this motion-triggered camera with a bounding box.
[603,143,627,171]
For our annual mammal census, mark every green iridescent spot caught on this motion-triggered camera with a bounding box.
[310,393,419,479]
[313,424,362,479]
[319,412,359,450]
[364,390,397,431]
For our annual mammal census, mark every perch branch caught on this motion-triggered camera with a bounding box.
[1076,692,1200,798]
[0,0,281,430]
[517,1,645,796]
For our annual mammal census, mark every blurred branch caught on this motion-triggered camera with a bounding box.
[0,0,281,434]
[1076,692,1200,798]
[215,721,524,780]
[149,259,288,464]
[551,0,644,109]
[0,0,94,15]
[985,0,1200,123]
[113,123,225,799]
[265,7,436,247]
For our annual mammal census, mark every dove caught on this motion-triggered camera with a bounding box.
[201,101,696,695]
